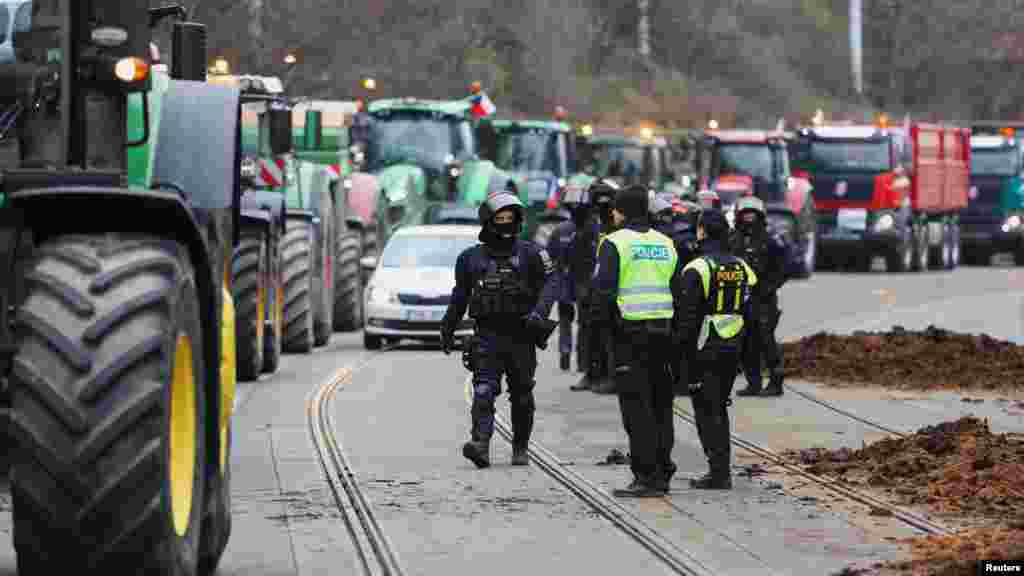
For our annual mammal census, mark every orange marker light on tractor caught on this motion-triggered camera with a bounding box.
[1002,127,1015,138]
[876,113,889,129]
[115,57,149,83]
[470,81,482,95]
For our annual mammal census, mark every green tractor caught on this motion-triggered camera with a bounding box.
[233,78,335,351]
[292,101,366,332]
[576,128,683,196]
[476,110,593,245]
[349,95,526,259]
[0,2,236,572]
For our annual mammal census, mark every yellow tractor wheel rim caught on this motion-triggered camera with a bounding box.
[170,333,197,537]
[257,281,265,347]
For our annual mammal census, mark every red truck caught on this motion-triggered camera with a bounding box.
[788,119,969,272]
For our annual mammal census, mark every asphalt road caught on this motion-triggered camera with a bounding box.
[0,263,1020,574]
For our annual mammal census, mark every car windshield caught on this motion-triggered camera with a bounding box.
[970,148,1019,176]
[809,140,891,173]
[380,233,479,268]
[367,110,474,173]
[494,128,567,176]
[715,144,776,180]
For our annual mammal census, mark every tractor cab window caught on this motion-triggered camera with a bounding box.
[12,1,30,35]
[646,147,666,186]
[595,144,645,182]
[971,146,1020,176]
[714,144,776,181]
[367,110,470,174]
[808,139,892,173]
[494,127,568,177]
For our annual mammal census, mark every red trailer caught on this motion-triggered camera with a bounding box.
[790,118,969,271]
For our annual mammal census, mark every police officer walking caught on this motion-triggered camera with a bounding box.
[440,192,558,468]
[571,180,620,392]
[547,212,578,372]
[730,197,789,397]
[593,185,684,497]
[677,208,757,489]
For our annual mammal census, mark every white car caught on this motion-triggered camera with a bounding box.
[361,224,480,349]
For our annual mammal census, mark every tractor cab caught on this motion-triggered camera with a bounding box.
[577,129,674,193]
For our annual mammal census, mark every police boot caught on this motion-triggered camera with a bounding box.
[462,440,491,469]
[570,374,593,391]
[613,477,665,498]
[560,352,570,371]
[760,371,784,397]
[688,472,732,490]
[736,367,762,396]
[511,412,533,466]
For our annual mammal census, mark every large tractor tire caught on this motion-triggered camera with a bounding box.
[332,232,364,332]
[231,231,266,381]
[8,234,209,574]
[362,223,378,258]
[282,222,315,354]
[198,425,231,575]
[262,277,282,373]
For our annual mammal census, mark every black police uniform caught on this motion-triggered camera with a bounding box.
[678,209,755,489]
[441,193,558,469]
[547,219,577,371]
[731,210,789,397]
[592,186,686,497]
[571,181,620,392]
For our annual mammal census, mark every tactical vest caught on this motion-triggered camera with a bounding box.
[606,229,678,321]
[733,231,764,274]
[468,250,532,320]
[683,254,758,349]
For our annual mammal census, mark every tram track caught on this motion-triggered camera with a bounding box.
[462,374,716,576]
[671,399,956,536]
[308,348,406,576]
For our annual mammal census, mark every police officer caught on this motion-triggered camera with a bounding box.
[678,208,757,489]
[547,212,578,372]
[730,197,789,397]
[570,180,620,392]
[652,196,700,267]
[593,185,684,497]
[440,192,558,468]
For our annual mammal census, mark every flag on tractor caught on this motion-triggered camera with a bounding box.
[470,91,496,119]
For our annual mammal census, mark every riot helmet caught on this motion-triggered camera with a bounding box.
[614,185,649,221]
[734,195,766,236]
[698,208,731,243]
[649,195,674,227]
[589,178,619,225]
[697,189,721,210]
[478,191,525,243]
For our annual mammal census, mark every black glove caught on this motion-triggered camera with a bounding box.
[440,326,455,355]
[524,313,559,350]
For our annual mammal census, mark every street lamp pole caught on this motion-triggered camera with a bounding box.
[850,0,863,95]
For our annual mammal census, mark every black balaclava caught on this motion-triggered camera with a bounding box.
[736,209,765,246]
[482,207,520,251]
[698,208,731,250]
[571,204,592,228]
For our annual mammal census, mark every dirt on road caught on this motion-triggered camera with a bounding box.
[782,326,1024,391]
[789,417,1024,575]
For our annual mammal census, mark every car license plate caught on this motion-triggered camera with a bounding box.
[403,309,440,322]
[836,208,867,231]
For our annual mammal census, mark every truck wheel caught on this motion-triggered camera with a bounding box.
[333,232,364,332]
[231,231,265,381]
[363,332,382,350]
[948,223,961,269]
[313,224,334,348]
[886,228,914,273]
[362,224,378,258]
[940,222,955,270]
[914,224,930,271]
[282,222,314,354]
[9,234,207,574]
[1015,240,1024,266]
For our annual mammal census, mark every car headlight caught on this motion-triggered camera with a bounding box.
[449,166,462,178]
[343,177,353,190]
[874,213,895,232]
[1003,215,1022,233]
